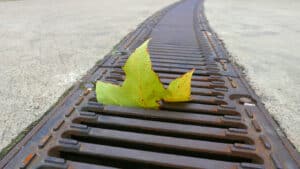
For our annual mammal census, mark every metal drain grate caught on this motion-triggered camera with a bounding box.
[1,0,299,168]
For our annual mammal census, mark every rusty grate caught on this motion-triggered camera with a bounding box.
[1,0,299,168]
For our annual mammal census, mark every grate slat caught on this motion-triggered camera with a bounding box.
[59,141,240,169]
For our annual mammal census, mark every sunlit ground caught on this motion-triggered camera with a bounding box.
[205,0,300,150]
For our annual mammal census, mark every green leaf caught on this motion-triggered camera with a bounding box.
[96,39,195,109]
[163,69,195,102]
[96,39,166,109]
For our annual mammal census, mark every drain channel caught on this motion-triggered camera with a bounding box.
[0,0,299,169]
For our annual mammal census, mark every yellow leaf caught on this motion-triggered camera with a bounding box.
[163,69,195,102]
[96,39,195,109]
[96,39,166,109]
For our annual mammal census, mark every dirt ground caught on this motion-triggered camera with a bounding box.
[0,0,174,152]
[205,0,300,150]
